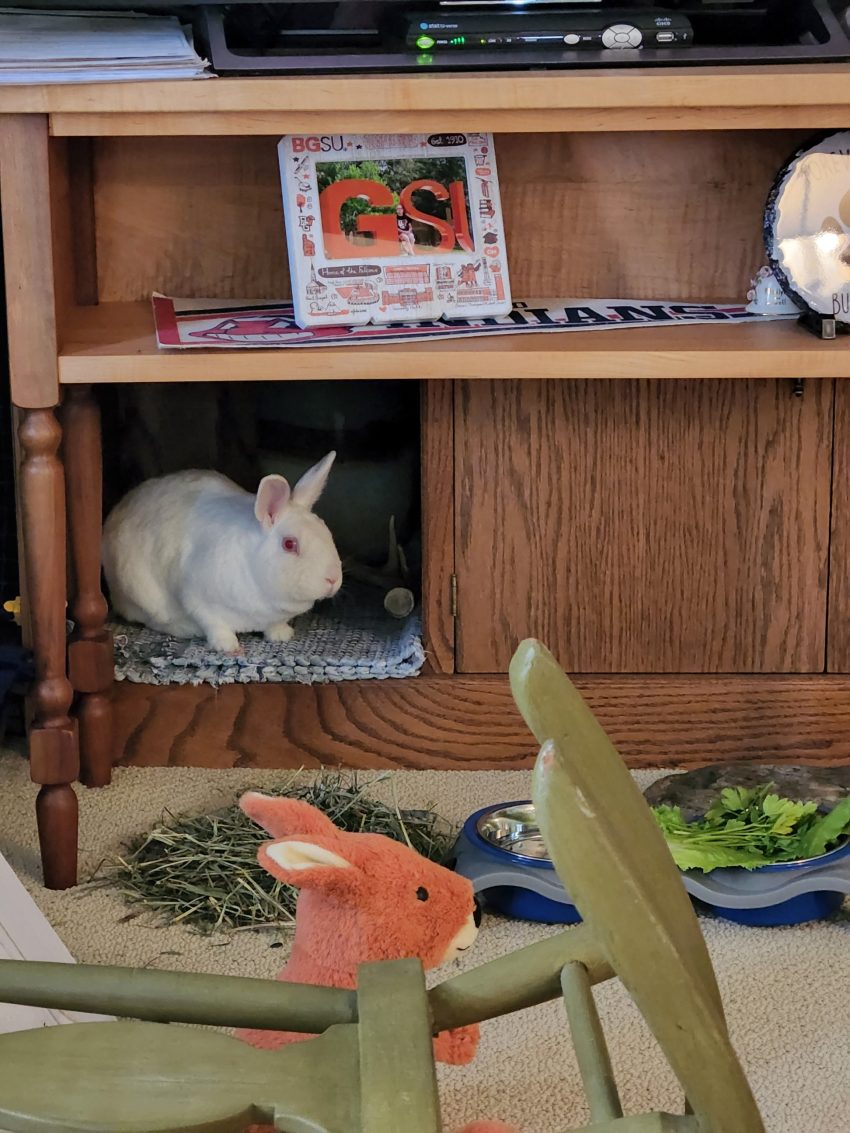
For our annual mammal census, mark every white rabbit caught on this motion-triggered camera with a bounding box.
[102,452,342,654]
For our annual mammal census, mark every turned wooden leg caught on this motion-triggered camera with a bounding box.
[19,407,79,890]
[63,385,114,788]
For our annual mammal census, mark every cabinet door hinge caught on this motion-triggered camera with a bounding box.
[450,574,458,618]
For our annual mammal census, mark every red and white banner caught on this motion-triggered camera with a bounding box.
[153,293,792,350]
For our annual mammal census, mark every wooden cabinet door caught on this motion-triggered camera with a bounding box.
[827,382,850,672]
[455,379,832,674]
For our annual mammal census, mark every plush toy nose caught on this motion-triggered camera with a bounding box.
[441,910,479,965]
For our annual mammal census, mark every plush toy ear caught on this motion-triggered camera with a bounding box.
[258,835,358,892]
[254,475,291,530]
[239,793,340,840]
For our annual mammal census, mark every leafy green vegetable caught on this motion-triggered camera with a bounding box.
[651,784,850,873]
[798,795,850,860]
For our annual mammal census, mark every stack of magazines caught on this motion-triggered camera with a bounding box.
[0,8,210,83]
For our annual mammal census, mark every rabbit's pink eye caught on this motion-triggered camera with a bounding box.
[282,536,299,554]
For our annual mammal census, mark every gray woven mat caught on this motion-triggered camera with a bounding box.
[109,587,424,687]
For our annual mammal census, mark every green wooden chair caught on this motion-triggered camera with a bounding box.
[0,639,766,1133]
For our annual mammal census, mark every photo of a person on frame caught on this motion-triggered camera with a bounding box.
[396,205,416,255]
[316,156,473,257]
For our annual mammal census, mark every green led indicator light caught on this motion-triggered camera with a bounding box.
[416,34,435,49]
[449,35,465,44]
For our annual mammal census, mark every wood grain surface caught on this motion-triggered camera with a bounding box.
[112,675,850,771]
[47,138,77,329]
[18,409,76,773]
[420,382,455,674]
[828,380,850,672]
[94,137,289,302]
[57,302,850,385]
[0,65,849,119]
[0,116,60,408]
[48,107,850,139]
[89,131,802,307]
[66,138,99,307]
[18,407,79,889]
[498,130,802,302]
[63,386,114,788]
[455,379,833,674]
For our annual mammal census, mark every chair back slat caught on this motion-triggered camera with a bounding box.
[512,639,765,1133]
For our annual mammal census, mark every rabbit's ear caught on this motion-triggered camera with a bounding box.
[292,451,336,511]
[255,475,291,530]
[240,793,339,840]
[258,835,360,893]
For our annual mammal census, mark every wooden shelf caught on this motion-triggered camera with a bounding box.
[0,65,845,134]
[58,301,850,384]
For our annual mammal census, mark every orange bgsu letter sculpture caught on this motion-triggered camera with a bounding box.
[320,177,474,259]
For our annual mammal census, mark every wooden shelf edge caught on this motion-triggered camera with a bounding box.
[48,106,850,137]
[58,351,850,383]
[1,65,849,119]
[58,303,850,383]
[113,672,850,770]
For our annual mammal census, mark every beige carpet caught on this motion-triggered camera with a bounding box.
[1,748,849,1132]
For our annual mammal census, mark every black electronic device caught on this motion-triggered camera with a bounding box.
[405,8,693,52]
[193,0,850,74]
[4,0,850,73]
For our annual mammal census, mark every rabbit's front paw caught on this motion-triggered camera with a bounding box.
[206,628,241,654]
[265,621,294,643]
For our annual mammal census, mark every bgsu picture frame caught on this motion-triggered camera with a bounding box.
[279,131,512,328]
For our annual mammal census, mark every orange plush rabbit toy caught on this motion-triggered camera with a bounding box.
[236,791,480,1065]
[458,1126,517,1132]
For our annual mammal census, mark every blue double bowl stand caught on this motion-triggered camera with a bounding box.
[454,801,850,927]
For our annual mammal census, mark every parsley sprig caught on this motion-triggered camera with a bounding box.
[652,784,850,873]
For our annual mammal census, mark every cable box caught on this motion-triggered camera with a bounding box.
[186,0,850,74]
[405,9,693,52]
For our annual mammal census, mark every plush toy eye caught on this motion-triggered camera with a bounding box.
[416,886,429,902]
[282,536,299,554]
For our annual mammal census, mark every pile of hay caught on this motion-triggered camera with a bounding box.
[94,772,455,933]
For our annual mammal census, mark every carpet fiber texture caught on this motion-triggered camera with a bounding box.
[1,750,848,1132]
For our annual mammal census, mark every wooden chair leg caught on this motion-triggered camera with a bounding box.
[63,385,114,788]
[560,962,623,1124]
[18,407,79,890]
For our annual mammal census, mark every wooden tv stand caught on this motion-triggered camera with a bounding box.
[5,67,850,889]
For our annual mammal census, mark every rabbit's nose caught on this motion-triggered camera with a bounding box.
[326,576,340,594]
